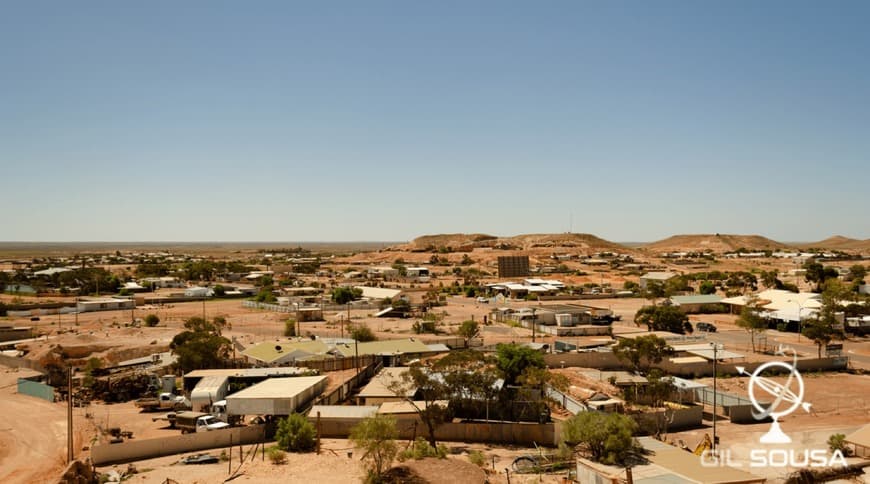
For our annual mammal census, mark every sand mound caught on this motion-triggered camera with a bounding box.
[385,457,486,484]
[395,232,626,253]
[641,234,790,253]
[799,235,870,252]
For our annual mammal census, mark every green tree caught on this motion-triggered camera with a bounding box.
[622,281,639,293]
[433,350,502,421]
[735,295,767,352]
[212,284,226,297]
[275,413,316,452]
[760,270,779,289]
[391,298,411,312]
[561,411,639,465]
[643,281,666,304]
[332,286,363,304]
[143,314,160,327]
[698,281,717,295]
[387,365,451,449]
[803,260,839,292]
[848,264,866,283]
[495,343,545,385]
[457,320,479,339]
[612,335,673,374]
[802,280,846,358]
[665,276,692,295]
[350,415,399,483]
[634,305,691,334]
[350,323,377,342]
[170,317,232,373]
[255,285,277,303]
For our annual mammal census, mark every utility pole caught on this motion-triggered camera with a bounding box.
[531,308,536,343]
[711,342,720,454]
[355,339,359,375]
[67,367,73,464]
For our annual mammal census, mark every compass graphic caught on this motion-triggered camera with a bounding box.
[737,346,812,444]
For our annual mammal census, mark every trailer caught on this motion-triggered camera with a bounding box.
[190,375,230,413]
[226,376,327,417]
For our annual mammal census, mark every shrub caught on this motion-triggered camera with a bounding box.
[350,415,398,482]
[457,320,479,339]
[467,450,486,467]
[398,437,448,461]
[350,323,377,342]
[284,319,297,337]
[267,446,287,464]
[275,413,316,452]
[144,314,160,327]
[827,433,851,456]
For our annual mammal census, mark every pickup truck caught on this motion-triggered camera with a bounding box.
[175,411,231,434]
[135,392,190,412]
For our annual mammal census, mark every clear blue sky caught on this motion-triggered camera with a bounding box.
[2,1,868,242]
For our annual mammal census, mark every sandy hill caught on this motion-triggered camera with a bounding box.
[394,233,627,253]
[799,235,870,252]
[641,234,790,253]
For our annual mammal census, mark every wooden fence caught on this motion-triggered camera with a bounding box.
[313,359,384,406]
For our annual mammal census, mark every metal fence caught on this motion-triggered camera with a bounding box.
[17,378,54,402]
[313,359,384,406]
[545,385,587,414]
[242,301,296,313]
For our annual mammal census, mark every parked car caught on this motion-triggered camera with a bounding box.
[696,322,717,332]
[476,296,489,303]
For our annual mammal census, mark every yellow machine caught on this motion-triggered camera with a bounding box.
[693,434,712,456]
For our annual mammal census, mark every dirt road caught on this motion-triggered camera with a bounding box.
[0,368,69,484]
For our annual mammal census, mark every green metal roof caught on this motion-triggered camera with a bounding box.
[670,294,722,305]
[333,338,434,357]
[242,340,329,363]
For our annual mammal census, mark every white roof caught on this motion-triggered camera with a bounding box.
[33,267,72,276]
[354,286,402,300]
[765,308,819,322]
[227,376,327,399]
[524,278,550,285]
[641,272,676,280]
[722,290,822,312]
[687,348,744,360]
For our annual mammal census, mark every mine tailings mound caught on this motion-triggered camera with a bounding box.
[641,234,790,253]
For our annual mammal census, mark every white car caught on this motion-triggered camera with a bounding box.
[476,296,489,303]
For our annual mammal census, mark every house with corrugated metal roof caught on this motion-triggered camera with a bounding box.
[241,339,331,366]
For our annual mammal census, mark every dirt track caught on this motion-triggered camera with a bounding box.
[0,368,70,484]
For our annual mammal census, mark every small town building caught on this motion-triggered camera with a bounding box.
[639,272,677,289]
[76,297,135,313]
[242,340,331,366]
[357,367,416,405]
[668,294,723,313]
